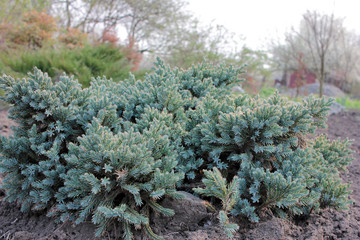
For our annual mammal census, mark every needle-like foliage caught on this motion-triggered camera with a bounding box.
[0,58,353,239]
[194,167,240,239]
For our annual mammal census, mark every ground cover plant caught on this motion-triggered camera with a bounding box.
[0,59,354,239]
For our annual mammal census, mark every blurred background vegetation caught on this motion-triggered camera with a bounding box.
[0,0,360,109]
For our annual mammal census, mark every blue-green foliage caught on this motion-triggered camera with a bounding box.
[187,92,353,221]
[84,59,245,179]
[0,58,354,239]
[53,119,183,238]
[0,69,87,211]
[0,59,244,239]
[194,167,240,239]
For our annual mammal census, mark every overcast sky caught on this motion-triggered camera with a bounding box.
[187,0,360,50]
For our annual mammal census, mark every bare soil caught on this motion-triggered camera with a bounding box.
[0,109,360,240]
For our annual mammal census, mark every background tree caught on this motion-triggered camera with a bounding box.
[226,46,272,92]
[270,11,349,97]
[0,0,51,22]
[154,18,270,88]
[0,0,271,90]
[50,0,190,50]
[328,29,360,92]
[300,11,343,97]
[160,20,233,68]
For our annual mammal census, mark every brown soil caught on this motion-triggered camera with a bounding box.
[0,109,360,240]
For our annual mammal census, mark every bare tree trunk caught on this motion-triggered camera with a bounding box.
[66,0,71,29]
[319,54,325,97]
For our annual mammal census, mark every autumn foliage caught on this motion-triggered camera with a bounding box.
[101,29,143,71]
[59,27,87,49]
[101,28,119,45]
[0,10,143,77]
[7,10,57,48]
[124,37,143,71]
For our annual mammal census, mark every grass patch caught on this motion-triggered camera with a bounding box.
[336,97,360,110]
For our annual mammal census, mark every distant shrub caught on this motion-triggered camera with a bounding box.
[7,10,57,48]
[0,44,133,87]
[101,29,119,45]
[0,10,145,86]
[124,37,143,71]
[59,27,87,49]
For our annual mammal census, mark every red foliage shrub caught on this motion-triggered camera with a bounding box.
[7,10,57,48]
[124,36,143,71]
[59,27,87,49]
[101,29,119,45]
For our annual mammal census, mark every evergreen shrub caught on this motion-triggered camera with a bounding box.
[0,44,133,87]
[0,58,353,239]
[194,167,240,239]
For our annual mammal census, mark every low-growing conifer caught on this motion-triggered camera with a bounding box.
[0,58,353,239]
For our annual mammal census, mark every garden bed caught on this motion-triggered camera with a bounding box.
[0,109,360,240]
